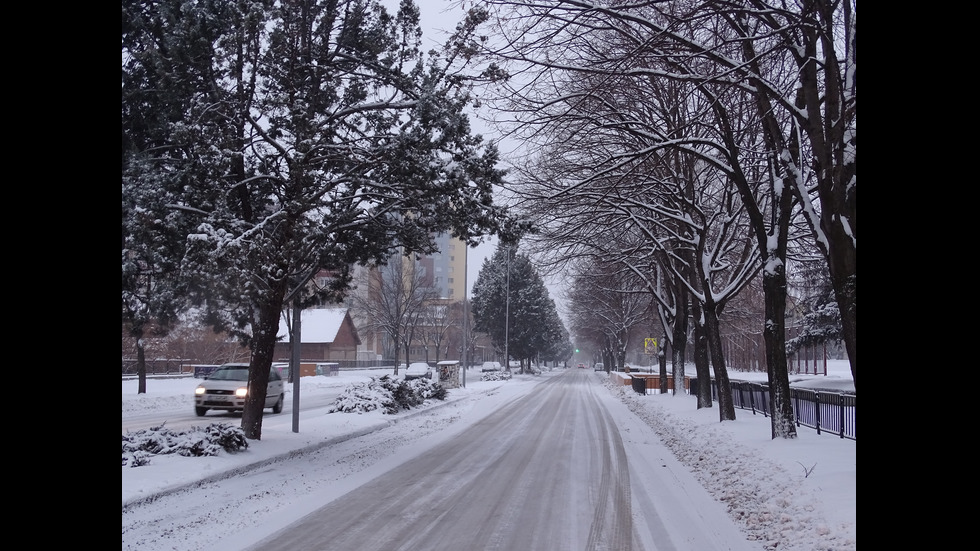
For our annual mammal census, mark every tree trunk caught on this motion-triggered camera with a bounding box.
[670,295,688,395]
[703,302,736,421]
[241,298,281,440]
[762,267,797,440]
[615,331,627,371]
[391,330,401,376]
[136,330,147,395]
[831,257,856,389]
[690,302,712,409]
[794,6,856,388]
[658,340,667,388]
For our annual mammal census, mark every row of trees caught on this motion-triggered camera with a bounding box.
[566,260,654,374]
[122,0,524,439]
[468,0,855,439]
[123,0,855,442]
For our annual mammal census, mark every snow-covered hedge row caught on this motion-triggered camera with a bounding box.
[329,375,448,415]
[122,423,248,467]
[481,370,513,382]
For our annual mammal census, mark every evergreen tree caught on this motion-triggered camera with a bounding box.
[787,263,843,352]
[472,243,567,370]
[122,0,232,394]
[471,245,512,359]
[122,0,512,439]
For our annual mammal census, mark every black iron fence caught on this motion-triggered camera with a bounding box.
[691,378,855,440]
[121,358,196,375]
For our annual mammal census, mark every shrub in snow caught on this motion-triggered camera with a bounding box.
[122,423,249,467]
[203,423,250,452]
[481,370,512,382]
[330,378,399,414]
[405,377,448,402]
[329,375,447,415]
[128,450,152,468]
[377,375,418,411]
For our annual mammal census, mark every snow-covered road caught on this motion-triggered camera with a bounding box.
[237,369,756,551]
[122,365,855,551]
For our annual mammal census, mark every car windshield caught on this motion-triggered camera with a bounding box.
[210,367,249,381]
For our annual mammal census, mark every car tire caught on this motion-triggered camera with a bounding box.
[195,406,207,417]
[272,394,284,414]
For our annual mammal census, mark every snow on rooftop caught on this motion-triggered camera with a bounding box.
[277,308,348,343]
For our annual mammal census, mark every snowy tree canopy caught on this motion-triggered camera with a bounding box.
[122,0,521,439]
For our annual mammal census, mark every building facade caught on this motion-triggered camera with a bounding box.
[345,232,476,364]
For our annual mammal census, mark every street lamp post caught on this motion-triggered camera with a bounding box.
[290,300,301,433]
[462,244,468,387]
[504,246,511,371]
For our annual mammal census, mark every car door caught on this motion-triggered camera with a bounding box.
[266,368,284,406]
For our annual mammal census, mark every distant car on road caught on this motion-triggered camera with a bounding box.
[194,363,284,417]
[577,363,586,369]
[594,363,604,372]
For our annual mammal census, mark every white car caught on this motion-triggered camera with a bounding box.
[481,361,502,372]
[194,363,284,417]
[405,362,433,380]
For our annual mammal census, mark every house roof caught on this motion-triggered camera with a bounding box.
[277,308,352,344]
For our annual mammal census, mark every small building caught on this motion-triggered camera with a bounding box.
[437,360,461,389]
[273,308,362,362]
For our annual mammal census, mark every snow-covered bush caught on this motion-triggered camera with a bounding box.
[405,377,448,402]
[330,378,399,414]
[122,423,248,467]
[329,375,447,414]
[481,370,512,382]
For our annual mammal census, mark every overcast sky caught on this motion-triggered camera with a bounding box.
[410,2,501,296]
[380,1,567,320]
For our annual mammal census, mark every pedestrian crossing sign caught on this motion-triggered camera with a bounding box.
[644,338,658,354]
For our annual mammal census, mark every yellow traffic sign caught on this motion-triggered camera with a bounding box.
[644,338,658,354]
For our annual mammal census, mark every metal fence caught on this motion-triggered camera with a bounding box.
[691,379,855,440]
[122,358,398,376]
[121,358,195,375]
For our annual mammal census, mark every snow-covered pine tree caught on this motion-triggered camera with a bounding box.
[123,0,514,439]
[471,243,567,371]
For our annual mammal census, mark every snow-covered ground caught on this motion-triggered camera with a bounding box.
[122,362,855,551]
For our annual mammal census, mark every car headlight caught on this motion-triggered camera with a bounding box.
[235,387,248,398]
[195,387,205,395]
